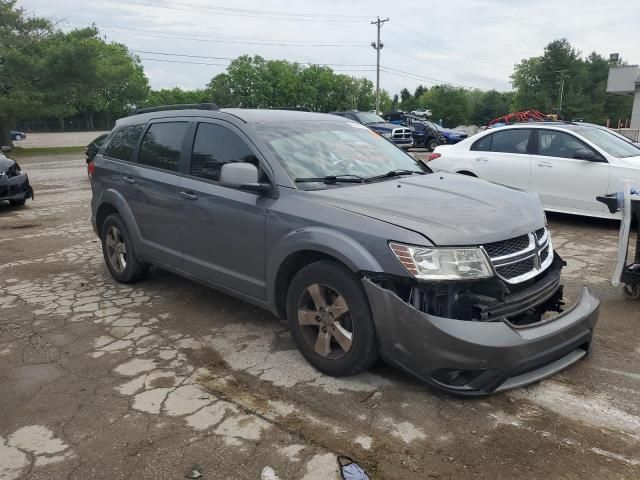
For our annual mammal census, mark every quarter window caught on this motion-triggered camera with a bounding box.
[537,130,593,159]
[490,129,530,154]
[191,123,258,182]
[138,122,188,172]
[104,125,144,161]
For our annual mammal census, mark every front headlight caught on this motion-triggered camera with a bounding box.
[382,132,392,139]
[389,243,493,281]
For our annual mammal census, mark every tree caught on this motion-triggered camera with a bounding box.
[421,85,470,127]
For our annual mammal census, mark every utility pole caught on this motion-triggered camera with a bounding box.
[556,69,569,119]
[371,17,389,114]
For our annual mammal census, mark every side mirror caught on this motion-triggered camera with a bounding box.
[219,162,270,194]
[573,148,599,161]
[1,145,13,153]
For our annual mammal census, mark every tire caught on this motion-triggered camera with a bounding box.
[286,260,378,377]
[9,199,26,206]
[100,213,150,283]
[426,138,440,151]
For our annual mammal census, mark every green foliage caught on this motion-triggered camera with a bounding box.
[511,38,633,122]
[0,1,149,141]
[205,55,379,112]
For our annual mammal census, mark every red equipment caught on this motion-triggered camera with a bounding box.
[487,110,549,127]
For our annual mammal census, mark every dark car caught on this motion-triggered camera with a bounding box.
[433,123,468,144]
[91,104,599,396]
[0,147,34,206]
[86,133,109,180]
[10,130,26,141]
[401,115,445,151]
[331,110,414,149]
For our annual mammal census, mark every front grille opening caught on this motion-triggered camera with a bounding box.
[484,234,530,258]
[496,258,536,280]
[535,227,546,241]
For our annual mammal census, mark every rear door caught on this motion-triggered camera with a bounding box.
[468,128,533,190]
[125,120,191,268]
[530,128,609,214]
[178,120,269,299]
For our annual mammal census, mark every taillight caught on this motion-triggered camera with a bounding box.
[427,152,441,162]
[87,161,95,179]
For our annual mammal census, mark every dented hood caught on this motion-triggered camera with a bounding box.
[310,173,546,246]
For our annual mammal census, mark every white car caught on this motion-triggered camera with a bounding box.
[411,109,432,118]
[426,123,640,219]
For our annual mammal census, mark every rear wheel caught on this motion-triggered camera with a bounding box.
[426,138,440,151]
[286,261,378,376]
[101,214,150,283]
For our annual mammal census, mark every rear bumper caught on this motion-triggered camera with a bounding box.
[363,279,599,396]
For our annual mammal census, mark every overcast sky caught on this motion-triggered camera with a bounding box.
[17,0,640,95]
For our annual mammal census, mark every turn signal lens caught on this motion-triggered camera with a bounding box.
[427,152,441,162]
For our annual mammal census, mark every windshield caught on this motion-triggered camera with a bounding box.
[353,112,386,125]
[254,120,428,189]
[576,127,640,158]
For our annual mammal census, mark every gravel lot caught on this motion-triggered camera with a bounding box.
[1,154,639,479]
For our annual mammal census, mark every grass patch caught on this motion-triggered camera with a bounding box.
[9,146,86,157]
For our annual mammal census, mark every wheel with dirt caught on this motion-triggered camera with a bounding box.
[286,260,378,376]
[100,213,150,283]
[426,138,440,151]
[9,199,26,206]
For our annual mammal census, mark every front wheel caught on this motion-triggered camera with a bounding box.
[286,261,378,377]
[426,138,440,151]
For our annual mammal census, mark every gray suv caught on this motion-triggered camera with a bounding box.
[91,104,600,395]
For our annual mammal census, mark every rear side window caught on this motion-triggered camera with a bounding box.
[190,123,258,182]
[104,125,144,161]
[490,129,530,154]
[138,122,189,172]
[471,134,492,151]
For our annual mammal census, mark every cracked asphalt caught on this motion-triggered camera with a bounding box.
[1,153,639,479]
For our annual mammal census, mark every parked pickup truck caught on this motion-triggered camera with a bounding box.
[331,110,414,149]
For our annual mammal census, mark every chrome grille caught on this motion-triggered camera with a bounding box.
[496,258,536,280]
[484,234,530,258]
[483,228,553,284]
[392,127,412,140]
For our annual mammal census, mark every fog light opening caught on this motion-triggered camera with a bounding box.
[432,368,484,388]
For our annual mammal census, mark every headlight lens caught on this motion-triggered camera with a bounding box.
[389,243,493,280]
[382,132,392,138]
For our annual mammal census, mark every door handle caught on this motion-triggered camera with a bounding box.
[123,176,136,184]
[475,157,489,162]
[537,163,553,168]
[179,191,199,200]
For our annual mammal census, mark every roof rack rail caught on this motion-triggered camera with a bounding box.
[131,103,220,115]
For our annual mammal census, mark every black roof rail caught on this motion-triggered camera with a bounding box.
[131,103,220,115]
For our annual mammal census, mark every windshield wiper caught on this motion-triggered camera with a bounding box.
[295,174,365,185]
[364,169,426,182]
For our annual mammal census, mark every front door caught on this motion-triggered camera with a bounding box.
[530,129,610,214]
[179,121,269,300]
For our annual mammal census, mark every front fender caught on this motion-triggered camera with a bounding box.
[267,226,384,305]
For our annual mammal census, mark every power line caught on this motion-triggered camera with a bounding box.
[63,21,366,45]
[133,50,375,68]
[139,57,376,74]
[380,66,477,89]
[63,22,367,48]
[109,0,370,23]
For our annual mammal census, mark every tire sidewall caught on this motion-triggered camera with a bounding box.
[427,139,439,151]
[101,214,136,282]
[286,261,378,376]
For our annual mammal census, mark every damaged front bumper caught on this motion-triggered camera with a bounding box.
[363,278,599,396]
[0,172,34,203]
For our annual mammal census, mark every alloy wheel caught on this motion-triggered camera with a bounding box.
[105,225,127,273]
[297,283,353,359]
